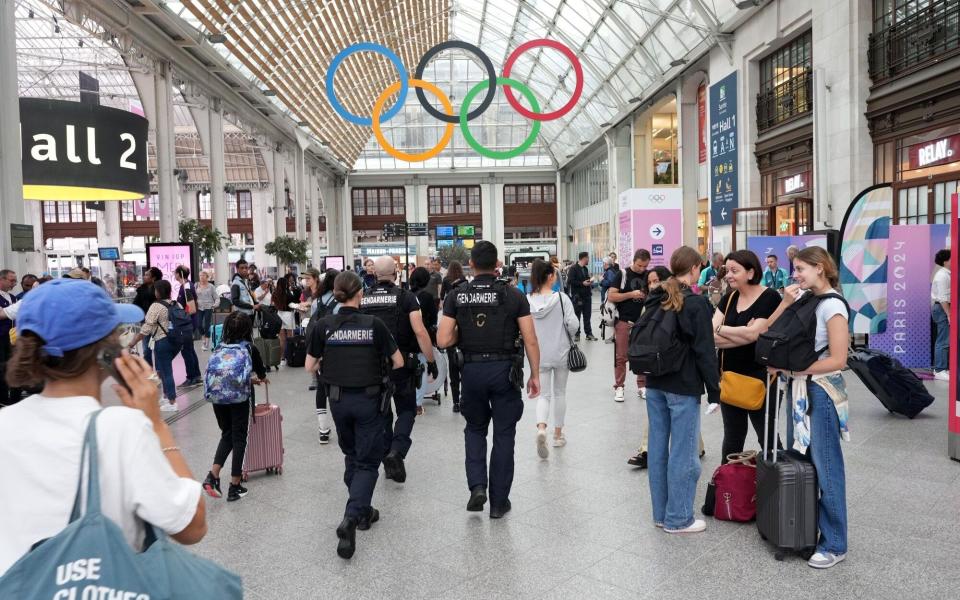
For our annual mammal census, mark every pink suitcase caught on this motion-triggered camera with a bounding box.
[241,385,284,480]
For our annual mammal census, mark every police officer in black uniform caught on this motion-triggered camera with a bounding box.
[305,271,404,559]
[360,256,438,484]
[438,241,541,518]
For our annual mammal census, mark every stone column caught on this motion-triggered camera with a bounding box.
[208,100,229,283]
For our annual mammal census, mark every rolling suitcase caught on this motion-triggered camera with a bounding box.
[286,335,307,368]
[242,385,284,480]
[209,312,229,350]
[755,378,818,560]
[253,335,282,371]
[847,348,934,418]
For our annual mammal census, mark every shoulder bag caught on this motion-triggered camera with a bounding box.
[558,293,587,372]
[719,292,767,411]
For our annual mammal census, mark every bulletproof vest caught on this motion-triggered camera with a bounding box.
[360,283,415,352]
[453,279,518,354]
[320,313,383,388]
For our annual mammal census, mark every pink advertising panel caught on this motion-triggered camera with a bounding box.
[618,188,683,268]
[147,243,194,302]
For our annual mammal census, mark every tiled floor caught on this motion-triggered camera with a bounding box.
[168,328,960,599]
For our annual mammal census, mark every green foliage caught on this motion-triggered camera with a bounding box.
[437,243,469,267]
[178,219,227,262]
[264,236,309,266]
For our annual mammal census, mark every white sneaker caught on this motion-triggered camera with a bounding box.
[605,337,615,344]
[201,341,209,351]
[808,551,846,569]
[160,401,178,413]
[536,430,549,459]
[934,370,950,381]
[638,387,647,400]
[552,435,566,448]
[614,387,625,402]
[663,519,706,534]
[280,359,287,368]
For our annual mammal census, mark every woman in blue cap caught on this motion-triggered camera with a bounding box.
[0,279,207,575]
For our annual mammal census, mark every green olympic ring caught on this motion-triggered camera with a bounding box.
[460,77,541,160]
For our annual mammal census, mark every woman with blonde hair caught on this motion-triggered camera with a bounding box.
[642,246,720,534]
[764,246,850,569]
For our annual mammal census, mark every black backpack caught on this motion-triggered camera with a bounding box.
[755,291,849,371]
[628,302,688,376]
[161,301,194,345]
[257,305,283,339]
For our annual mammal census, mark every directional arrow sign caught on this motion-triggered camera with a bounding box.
[720,207,728,220]
[649,224,665,240]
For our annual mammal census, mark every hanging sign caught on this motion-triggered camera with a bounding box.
[19,98,149,201]
[710,72,738,226]
[618,188,683,268]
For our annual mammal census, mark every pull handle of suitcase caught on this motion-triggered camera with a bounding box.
[762,372,780,463]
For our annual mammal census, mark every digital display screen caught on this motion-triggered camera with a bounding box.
[437,239,454,248]
[436,225,454,238]
[98,247,120,261]
[324,255,345,271]
[457,225,475,237]
[462,239,475,249]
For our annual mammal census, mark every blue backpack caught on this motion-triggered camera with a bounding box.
[161,301,194,345]
[204,342,253,404]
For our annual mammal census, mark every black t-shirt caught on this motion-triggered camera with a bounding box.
[612,268,647,323]
[416,289,438,333]
[718,288,782,380]
[306,307,398,360]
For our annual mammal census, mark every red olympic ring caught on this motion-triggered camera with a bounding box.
[502,39,584,121]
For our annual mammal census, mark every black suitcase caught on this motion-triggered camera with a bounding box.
[756,379,818,560]
[286,335,307,368]
[847,348,934,418]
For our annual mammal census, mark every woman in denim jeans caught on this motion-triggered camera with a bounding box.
[765,246,849,569]
[643,246,720,534]
[195,271,218,350]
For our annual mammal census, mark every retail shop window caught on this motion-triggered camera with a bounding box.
[870,0,960,82]
[652,101,678,185]
[427,186,481,216]
[891,124,960,223]
[351,187,405,217]
[757,32,812,132]
[732,198,813,250]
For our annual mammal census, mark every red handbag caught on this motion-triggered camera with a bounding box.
[710,451,758,522]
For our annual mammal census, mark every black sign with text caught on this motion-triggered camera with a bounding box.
[19,98,149,200]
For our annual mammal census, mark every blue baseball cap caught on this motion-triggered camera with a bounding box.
[16,278,144,357]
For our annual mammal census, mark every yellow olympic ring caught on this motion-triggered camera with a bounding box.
[372,79,454,163]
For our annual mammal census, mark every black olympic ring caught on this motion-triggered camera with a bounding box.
[413,40,498,124]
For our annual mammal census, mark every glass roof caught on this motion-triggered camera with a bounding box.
[55,0,744,171]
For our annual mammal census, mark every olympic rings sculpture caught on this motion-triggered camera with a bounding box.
[324,39,583,161]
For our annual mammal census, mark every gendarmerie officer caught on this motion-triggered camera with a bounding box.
[361,256,437,484]
[305,272,403,559]
[437,241,541,518]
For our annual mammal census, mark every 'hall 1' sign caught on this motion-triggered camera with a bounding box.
[19,98,149,202]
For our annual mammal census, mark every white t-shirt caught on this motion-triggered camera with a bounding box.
[931,266,950,305]
[815,296,848,358]
[0,396,200,575]
[1,298,20,320]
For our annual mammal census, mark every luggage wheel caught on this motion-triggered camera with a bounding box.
[774,552,785,562]
[241,472,249,482]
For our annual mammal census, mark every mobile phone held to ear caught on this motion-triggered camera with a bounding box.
[98,346,131,392]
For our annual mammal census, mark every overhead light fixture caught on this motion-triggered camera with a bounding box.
[734,0,761,8]
[670,58,688,67]
[297,120,309,127]
[580,141,590,146]
[208,33,227,43]
[262,89,277,96]
[629,96,642,103]
[28,9,34,18]
[566,154,575,158]
[600,122,612,127]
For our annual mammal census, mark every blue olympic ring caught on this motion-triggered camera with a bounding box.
[325,42,408,126]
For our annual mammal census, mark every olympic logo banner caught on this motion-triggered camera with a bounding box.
[325,39,583,161]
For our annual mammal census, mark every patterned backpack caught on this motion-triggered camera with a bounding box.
[204,342,253,404]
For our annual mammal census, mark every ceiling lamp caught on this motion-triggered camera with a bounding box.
[207,33,227,44]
